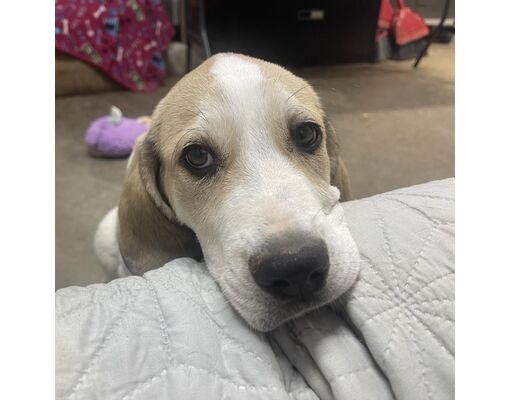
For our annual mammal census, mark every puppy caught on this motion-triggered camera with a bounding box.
[94,53,360,331]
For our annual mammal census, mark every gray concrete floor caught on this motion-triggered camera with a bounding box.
[56,42,454,289]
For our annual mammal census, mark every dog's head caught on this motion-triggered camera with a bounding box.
[118,54,360,331]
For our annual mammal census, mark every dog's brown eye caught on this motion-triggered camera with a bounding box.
[292,122,322,152]
[183,145,214,172]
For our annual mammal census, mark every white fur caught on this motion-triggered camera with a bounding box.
[94,207,130,281]
[94,154,134,281]
[210,54,263,105]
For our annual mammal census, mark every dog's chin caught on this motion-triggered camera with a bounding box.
[221,259,360,332]
[238,290,343,332]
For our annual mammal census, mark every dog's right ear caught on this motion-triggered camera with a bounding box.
[324,118,353,201]
[117,130,202,275]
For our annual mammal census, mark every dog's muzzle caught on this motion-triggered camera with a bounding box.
[248,233,329,300]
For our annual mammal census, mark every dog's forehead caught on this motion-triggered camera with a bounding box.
[172,53,321,112]
[155,54,322,150]
[207,54,319,106]
[210,54,264,92]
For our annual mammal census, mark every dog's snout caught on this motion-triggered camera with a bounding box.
[249,236,329,299]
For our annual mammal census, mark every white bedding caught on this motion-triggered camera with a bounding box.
[56,178,454,400]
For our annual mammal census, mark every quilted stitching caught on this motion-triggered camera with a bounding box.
[157,277,280,373]
[120,369,168,400]
[146,269,286,394]
[67,288,140,399]
[342,179,454,400]
[328,365,372,382]
[405,315,434,400]
[372,199,401,297]
[144,277,172,363]
[56,179,454,400]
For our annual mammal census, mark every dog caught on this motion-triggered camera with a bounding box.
[94,53,360,331]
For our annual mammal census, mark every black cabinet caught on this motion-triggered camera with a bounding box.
[187,0,381,67]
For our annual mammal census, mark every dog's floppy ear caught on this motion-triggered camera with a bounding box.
[325,118,353,201]
[117,129,202,275]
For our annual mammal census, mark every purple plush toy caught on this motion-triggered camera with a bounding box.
[85,106,151,158]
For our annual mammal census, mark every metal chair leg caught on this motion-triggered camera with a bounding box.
[185,0,211,72]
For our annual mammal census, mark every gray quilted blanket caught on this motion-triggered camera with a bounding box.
[56,179,454,400]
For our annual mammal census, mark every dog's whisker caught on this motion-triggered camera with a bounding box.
[286,83,312,102]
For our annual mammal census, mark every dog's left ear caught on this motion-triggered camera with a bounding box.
[117,129,203,275]
[325,118,353,201]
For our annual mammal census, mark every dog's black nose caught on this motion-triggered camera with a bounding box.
[249,236,329,299]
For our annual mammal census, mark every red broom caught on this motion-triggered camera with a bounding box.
[391,0,429,45]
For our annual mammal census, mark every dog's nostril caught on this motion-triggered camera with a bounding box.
[272,279,290,288]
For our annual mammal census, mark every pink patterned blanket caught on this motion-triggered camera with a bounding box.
[56,0,175,91]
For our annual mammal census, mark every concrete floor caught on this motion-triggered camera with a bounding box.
[56,42,454,289]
